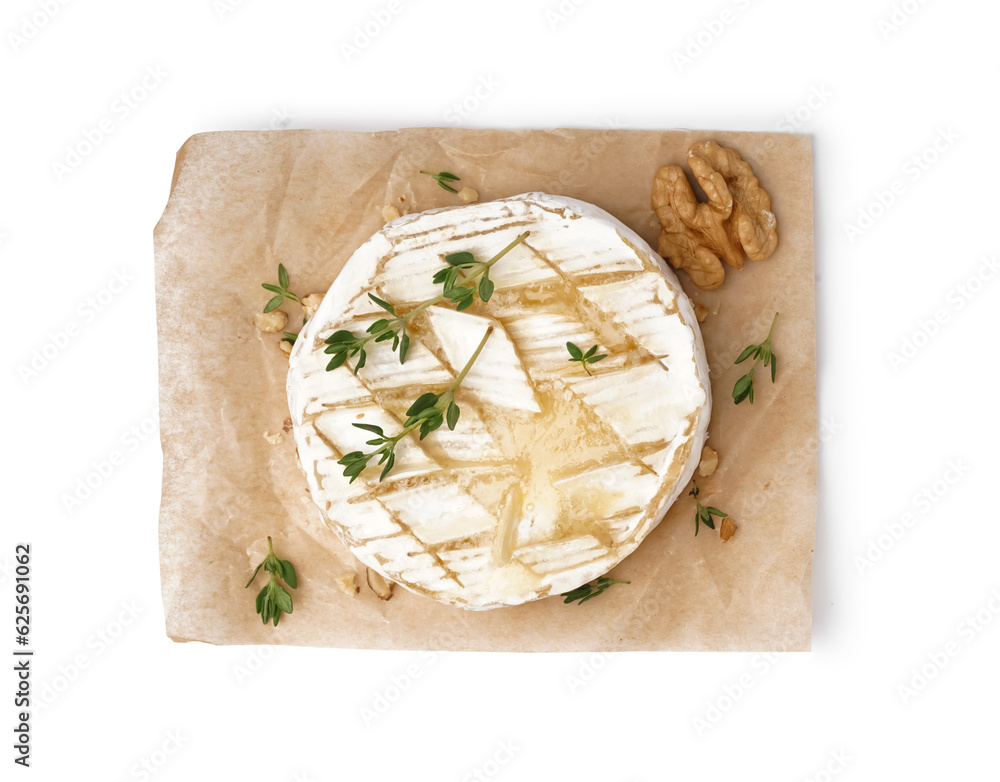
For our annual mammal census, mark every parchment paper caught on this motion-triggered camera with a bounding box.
[155,128,815,651]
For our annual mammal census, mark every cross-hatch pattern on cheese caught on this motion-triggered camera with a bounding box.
[287,193,711,609]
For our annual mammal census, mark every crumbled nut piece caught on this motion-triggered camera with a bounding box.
[367,568,394,600]
[720,517,737,541]
[255,309,288,333]
[458,187,479,203]
[652,140,778,290]
[698,446,719,477]
[382,205,401,222]
[279,340,293,357]
[282,417,293,433]
[694,303,709,323]
[301,292,324,320]
[263,430,283,445]
[335,572,359,596]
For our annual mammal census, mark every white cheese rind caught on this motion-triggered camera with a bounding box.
[288,193,711,609]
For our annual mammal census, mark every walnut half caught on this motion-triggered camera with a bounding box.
[652,141,778,290]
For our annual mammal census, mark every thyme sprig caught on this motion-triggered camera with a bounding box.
[261,263,301,313]
[561,576,630,605]
[733,312,779,405]
[337,326,494,483]
[420,170,461,193]
[690,484,729,537]
[566,342,608,376]
[245,536,297,627]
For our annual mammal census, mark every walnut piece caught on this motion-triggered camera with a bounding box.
[720,516,737,542]
[335,572,359,596]
[694,303,709,323]
[254,309,288,333]
[279,340,293,357]
[263,430,283,445]
[698,446,719,477]
[652,140,777,290]
[366,567,394,600]
[381,205,401,222]
[301,293,324,320]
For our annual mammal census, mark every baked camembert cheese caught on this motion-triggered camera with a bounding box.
[287,193,711,609]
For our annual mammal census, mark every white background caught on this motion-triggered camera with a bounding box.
[3,0,999,780]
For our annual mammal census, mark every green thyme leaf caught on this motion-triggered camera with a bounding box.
[479,276,494,302]
[368,293,395,314]
[446,251,476,267]
[278,560,297,589]
[245,561,264,589]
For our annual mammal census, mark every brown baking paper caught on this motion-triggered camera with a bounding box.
[155,128,815,651]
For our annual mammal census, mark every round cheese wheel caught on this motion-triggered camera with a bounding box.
[288,193,711,609]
